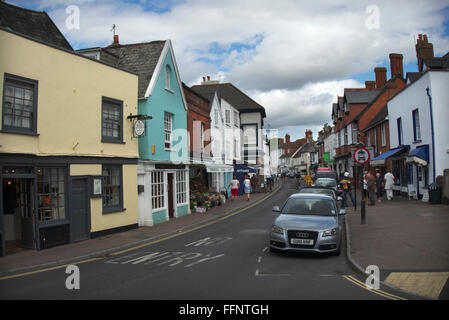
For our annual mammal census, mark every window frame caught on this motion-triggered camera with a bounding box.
[381,122,386,146]
[2,73,39,135]
[233,111,239,127]
[151,171,165,211]
[412,109,421,142]
[225,110,231,126]
[176,171,187,205]
[164,112,173,150]
[101,96,124,144]
[102,164,124,214]
[397,117,403,146]
[165,65,173,92]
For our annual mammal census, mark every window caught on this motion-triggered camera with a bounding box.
[225,110,231,126]
[367,131,371,146]
[352,125,358,145]
[338,131,341,147]
[344,127,348,145]
[2,74,38,134]
[102,97,123,143]
[37,167,66,221]
[214,110,218,125]
[344,101,349,113]
[412,109,421,142]
[234,111,239,127]
[176,171,187,204]
[152,171,165,210]
[234,137,238,158]
[397,117,403,145]
[165,65,171,91]
[201,122,205,154]
[164,112,173,149]
[381,123,386,146]
[102,165,123,213]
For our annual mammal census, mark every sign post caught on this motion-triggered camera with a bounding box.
[352,147,370,224]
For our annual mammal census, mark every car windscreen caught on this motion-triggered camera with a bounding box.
[315,178,337,188]
[282,198,336,216]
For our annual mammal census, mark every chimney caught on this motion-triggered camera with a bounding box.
[389,53,404,78]
[207,76,211,81]
[416,34,434,72]
[305,130,313,143]
[365,81,376,90]
[374,67,387,89]
[113,34,119,45]
[285,134,290,144]
[202,77,206,82]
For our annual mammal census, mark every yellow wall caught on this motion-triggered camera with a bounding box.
[0,30,139,159]
[0,30,140,232]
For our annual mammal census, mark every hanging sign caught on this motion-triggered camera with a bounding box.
[134,120,145,137]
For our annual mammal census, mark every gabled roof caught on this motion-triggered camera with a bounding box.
[191,83,266,117]
[104,41,166,99]
[344,89,380,104]
[0,1,73,51]
[423,55,449,70]
[406,72,423,84]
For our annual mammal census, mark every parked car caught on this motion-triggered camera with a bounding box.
[270,193,346,255]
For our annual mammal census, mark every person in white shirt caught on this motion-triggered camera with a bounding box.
[228,176,240,201]
[384,171,395,200]
[243,175,251,201]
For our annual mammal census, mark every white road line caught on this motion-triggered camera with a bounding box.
[258,256,262,263]
[262,247,268,252]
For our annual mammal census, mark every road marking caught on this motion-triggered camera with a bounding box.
[0,257,102,281]
[258,256,262,263]
[185,237,232,247]
[262,247,268,252]
[343,275,407,300]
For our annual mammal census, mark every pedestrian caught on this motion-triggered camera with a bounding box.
[228,176,240,201]
[375,171,383,202]
[384,171,395,200]
[367,172,376,205]
[251,174,257,193]
[243,174,251,201]
[340,172,355,208]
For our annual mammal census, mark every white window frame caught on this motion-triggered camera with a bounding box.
[176,171,187,205]
[151,171,165,211]
[381,122,386,146]
[413,109,421,141]
[233,111,239,127]
[164,112,173,150]
[225,110,231,126]
[165,65,172,92]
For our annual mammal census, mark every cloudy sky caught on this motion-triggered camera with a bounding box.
[9,0,449,140]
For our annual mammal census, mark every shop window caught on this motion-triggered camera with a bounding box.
[176,171,187,204]
[102,97,123,143]
[152,171,165,210]
[102,165,123,213]
[37,167,66,221]
[2,73,38,134]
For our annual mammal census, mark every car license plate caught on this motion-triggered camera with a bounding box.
[291,238,314,245]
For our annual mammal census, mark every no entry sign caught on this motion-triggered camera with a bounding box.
[353,147,370,165]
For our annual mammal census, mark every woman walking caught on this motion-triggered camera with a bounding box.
[243,175,251,201]
[384,171,395,200]
[228,176,240,201]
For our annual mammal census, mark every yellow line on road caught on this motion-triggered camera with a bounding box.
[0,257,102,281]
[343,275,407,300]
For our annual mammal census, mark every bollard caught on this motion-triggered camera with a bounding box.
[361,199,366,224]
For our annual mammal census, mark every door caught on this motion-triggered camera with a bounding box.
[19,179,35,249]
[167,173,174,219]
[71,178,89,242]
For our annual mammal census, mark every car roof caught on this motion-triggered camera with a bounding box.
[299,188,335,193]
[289,193,334,200]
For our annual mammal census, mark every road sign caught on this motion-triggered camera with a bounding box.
[353,147,370,165]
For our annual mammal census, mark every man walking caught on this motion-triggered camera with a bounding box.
[384,171,395,200]
[367,172,376,205]
[340,172,355,208]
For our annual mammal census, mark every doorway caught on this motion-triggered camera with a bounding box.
[167,173,174,219]
[71,178,90,242]
[2,178,35,254]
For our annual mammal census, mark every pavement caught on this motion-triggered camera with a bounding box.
[0,181,283,277]
[1,178,448,300]
[345,190,449,300]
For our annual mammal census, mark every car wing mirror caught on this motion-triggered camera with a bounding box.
[337,196,343,201]
[339,209,347,215]
[272,206,281,213]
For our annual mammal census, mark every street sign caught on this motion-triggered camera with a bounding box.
[353,147,370,165]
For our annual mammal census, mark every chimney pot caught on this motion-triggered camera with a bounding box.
[207,76,210,81]
[365,81,376,90]
[202,77,206,82]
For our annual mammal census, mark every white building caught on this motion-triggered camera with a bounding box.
[387,52,449,197]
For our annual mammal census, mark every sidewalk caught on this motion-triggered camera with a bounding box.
[346,189,449,299]
[0,181,282,276]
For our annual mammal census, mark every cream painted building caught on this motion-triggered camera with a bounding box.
[0,22,139,255]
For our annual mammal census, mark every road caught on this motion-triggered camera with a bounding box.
[0,179,417,301]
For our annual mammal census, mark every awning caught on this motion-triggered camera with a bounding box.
[206,163,234,173]
[234,164,257,174]
[371,146,408,166]
[406,145,429,166]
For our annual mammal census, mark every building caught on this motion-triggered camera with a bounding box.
[191,79,267,173]
[79,36,190,226]
[387,35,449,198]
[269,138,284,175]
[0,2,139,255]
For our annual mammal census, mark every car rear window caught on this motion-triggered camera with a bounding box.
[315,179,337,188]
[282,198,336,216]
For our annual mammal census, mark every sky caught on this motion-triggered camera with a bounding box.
[8,0,449,141]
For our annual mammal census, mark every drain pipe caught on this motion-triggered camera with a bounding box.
[426,87,436,183]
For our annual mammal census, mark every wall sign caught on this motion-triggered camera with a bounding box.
[134,120,145,137]
[91,176,103,198]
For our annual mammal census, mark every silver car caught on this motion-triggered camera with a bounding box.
[270,193,346,255]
